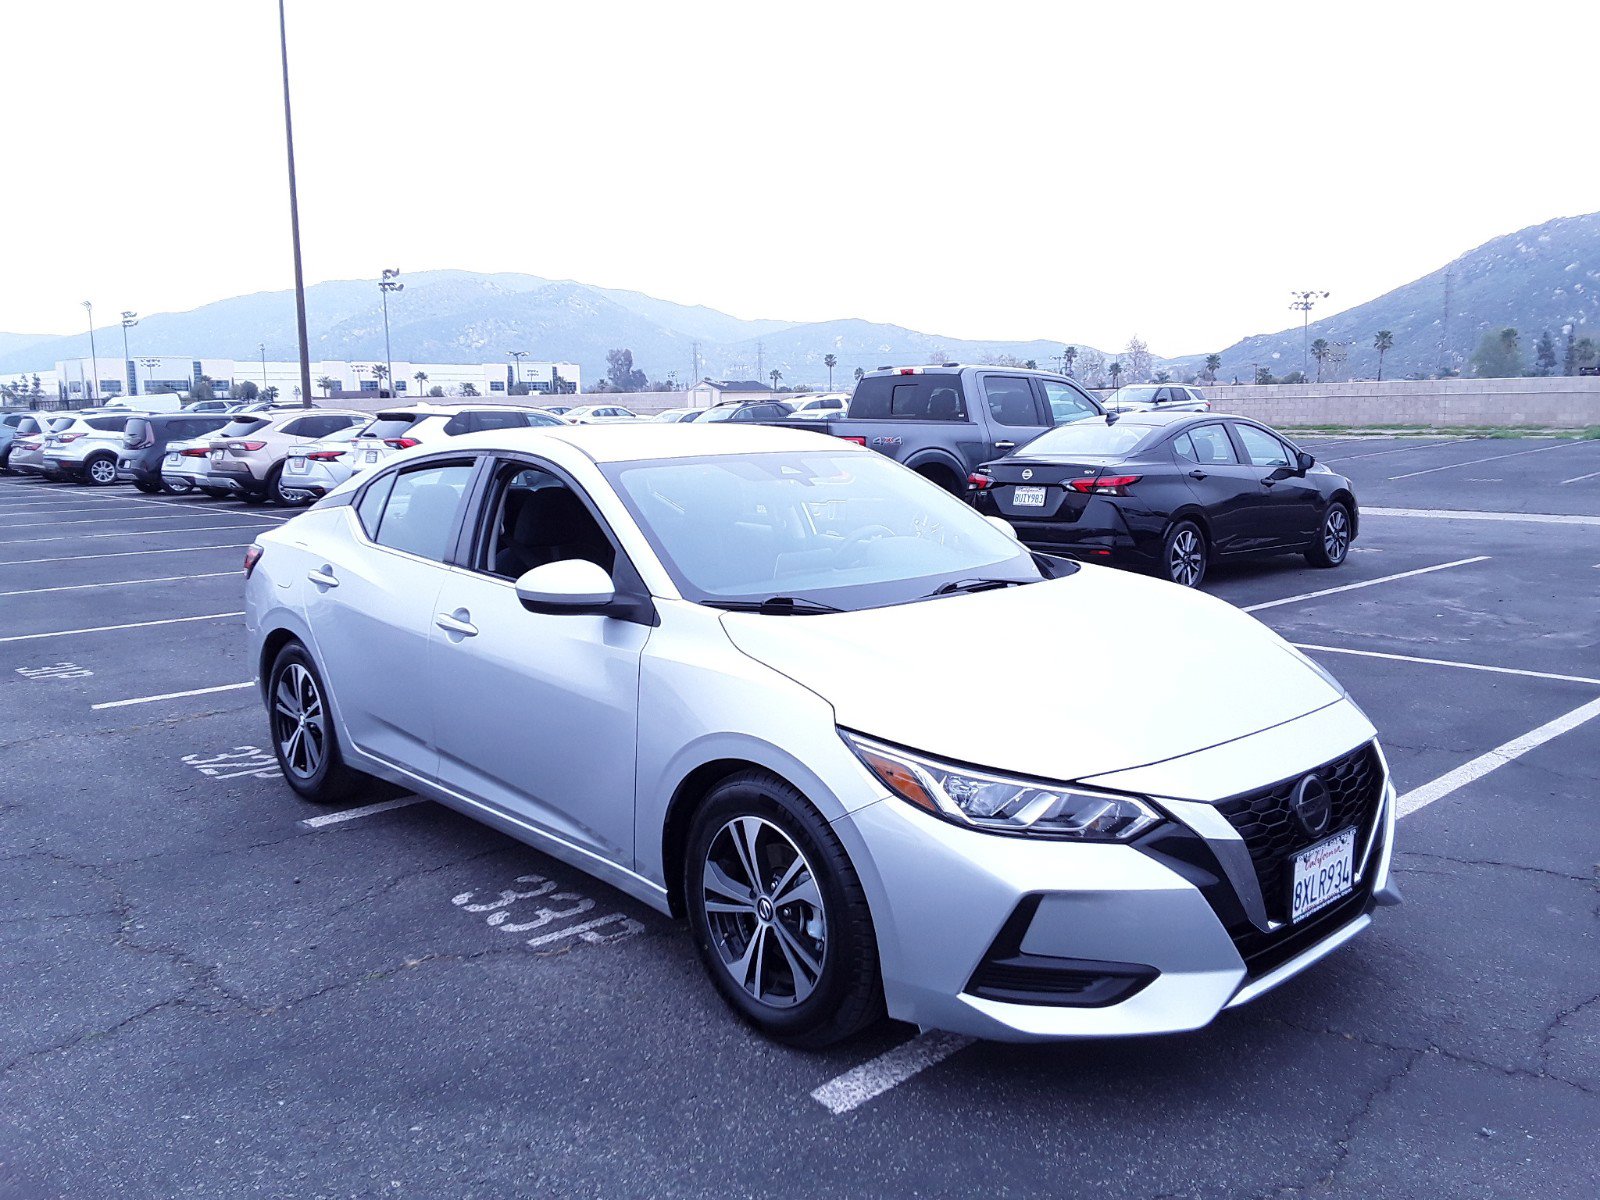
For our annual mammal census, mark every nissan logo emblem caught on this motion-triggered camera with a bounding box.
[1291,774,1333,838]
[1021,469,1033,480]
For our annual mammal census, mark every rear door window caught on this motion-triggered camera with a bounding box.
[1174,424,1240,465]
[370,462,476,561]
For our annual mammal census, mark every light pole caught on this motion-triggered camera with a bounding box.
[82,300,98,403]
[139,356,161,398]
[120,312,139,395]
[277,0,313,410]
[509,349,527,394]
[259,342,268,393]
[379,268,402,397]
[1289,290,1329,379]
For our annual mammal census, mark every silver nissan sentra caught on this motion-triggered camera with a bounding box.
[244,424,1398,1046]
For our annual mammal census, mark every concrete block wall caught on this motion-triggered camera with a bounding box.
[1183,378,1600,428]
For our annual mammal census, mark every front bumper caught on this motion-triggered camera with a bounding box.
[833,705,1396,1041]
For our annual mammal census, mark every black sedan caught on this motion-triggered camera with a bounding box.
[967,411,1357,587]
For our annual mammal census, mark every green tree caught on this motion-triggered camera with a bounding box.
[1107,360,1123,387]
[1062,345,1078,376]
[1310,338,1330,382]
[769,369,782,390]
[823,353,837,388]
[189,376,216,401]
[427,385,445,397]
[370,363,390,395]
[852,367,865,382]
[1533,329,1557,376]
[235,380,259,401]
[261,386,280,403]
[316,375,337,397]
[1255,365,1277,385]
[1024,359,1038,370]
[459,382,480,397]
[413,371,428,396]
[1153,370,1172,383]
[1373,330,1394,381]
[1280,370,1308,384]
[1470,328,1522,378]
[605,348,648,392]
[1203,353,1221,383]
[1571,337,1597,374]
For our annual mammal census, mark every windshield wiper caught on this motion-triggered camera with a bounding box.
[926,578,1026,598]
[705,595,844,615]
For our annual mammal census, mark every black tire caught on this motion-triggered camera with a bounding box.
[1161,519,1208,587]
[82,454,119,487]
[134,479,162,494]
[266,463,305,507]
[0,447,11,474]
[198,487,230,499]
[240,491,267,506]
[1306,502,1352,568]
[266,642,369,804]
[916,465,962,495]
[161,477,195,495]
[684,770,884,1048]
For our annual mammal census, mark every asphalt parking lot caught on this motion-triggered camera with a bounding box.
[2,435,1597,1200]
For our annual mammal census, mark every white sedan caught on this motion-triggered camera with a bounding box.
[245,425,1397,1046]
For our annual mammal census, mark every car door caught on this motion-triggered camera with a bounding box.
[978,374,1051,458]
[1172,423,1268,555]
[428,457,649,864]
[300,458,480,776]
[1230,422,1320,546]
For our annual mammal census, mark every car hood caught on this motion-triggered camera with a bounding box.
[719,565,1343,785]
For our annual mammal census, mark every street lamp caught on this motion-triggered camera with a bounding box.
[509,349,527,394]
[1288,290,1330,379]
[82,300,97,403]
[278,0,313,414]
[379,268,403,398]
[139,356,161,397]
[120,312,139,395]
[259,342,268,392]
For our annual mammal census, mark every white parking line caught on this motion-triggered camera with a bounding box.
[1559,470,1600,485]
[0,571,235,597]
[810,1031,976,1115]
[0,523,277,546]
[0,543,250,567]
[1243,557,1488,613]
[0,612,244,644]
[68,492,291,523]
[91,681,256,710]
[1322,437,1475,462]
[1362,506,1600,527]
[1388,440,1583,480]
[1293,643,1600,686]
[299,796,429,828]
[1396,694,1600,818]
[0,510,252,530]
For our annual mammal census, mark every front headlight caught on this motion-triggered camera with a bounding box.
[841,731,1160,840]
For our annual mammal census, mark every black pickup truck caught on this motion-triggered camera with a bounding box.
[769,365,1105,493]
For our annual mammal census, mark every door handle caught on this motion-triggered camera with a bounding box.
[994,441,1017,452]
[307,567,338,588]
[1261,477,1278,487]
[1188,469,1208,481]
[435,611,478,638]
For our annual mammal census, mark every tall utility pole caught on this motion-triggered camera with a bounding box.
[691,340,701,386]
[1438,266,1455,377]
[139,357,161,395]
[82,300,98,402]
[508,349,527,393]
[260,343,268,390]
[278,0,313,410]
[1288,290,1330,378]
[756,340,764,385]
[379,268,403,397]
[119,312,138,395]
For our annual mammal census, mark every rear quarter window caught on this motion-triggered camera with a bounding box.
[363,414,425,440]
[218,418,270,437]
[849,376,967,421]
[87,416,130,431]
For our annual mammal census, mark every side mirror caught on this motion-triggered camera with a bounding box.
[1297,451,1315,474]
[985,514,1019,540]
[515,559,616,615]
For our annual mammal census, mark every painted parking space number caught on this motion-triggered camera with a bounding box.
[183,745,281,781]
[452,874,644,951]
[17,662,93,680]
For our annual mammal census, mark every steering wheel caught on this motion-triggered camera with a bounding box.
[838,524,896,566]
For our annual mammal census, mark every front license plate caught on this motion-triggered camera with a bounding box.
[364,451,379,464]
[1290,828,1356,922]
[1012,485,1047,507]
[165,453,181,466]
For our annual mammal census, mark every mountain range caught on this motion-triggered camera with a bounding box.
[4,210,1596,388]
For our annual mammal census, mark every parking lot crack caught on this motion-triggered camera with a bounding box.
[0,994,194,1079]
[1394,849,1591,882]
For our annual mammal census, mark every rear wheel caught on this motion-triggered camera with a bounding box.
[267,463,304,507]
[1306,502,1352,568]
[162,476,195,495]
[685,771,883,1048]
[198,487,229,499]
[1161,520,1208,587]
[83,455,119,486]
[134,479,162,494]
[267,642,368,804]
[915,465,962,495]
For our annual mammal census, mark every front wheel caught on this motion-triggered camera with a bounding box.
[1306,502,1352,568]
[1161,520,1208,587]
[267,642,369,804]
[685,771,883,1048]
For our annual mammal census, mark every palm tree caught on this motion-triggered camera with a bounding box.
[1204,354,1221,383]
[769,369,782,390]
[853,367,865,382]
[1373,331,1394,381]
[414,370,428,397]
[1107,360,1123,387]
[1062,345,1078,375]
[823,353,837,389]
[316,375,336,397]
[1310,338,1330,383]
[370,362,391,396]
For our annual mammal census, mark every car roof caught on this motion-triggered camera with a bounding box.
[436,422,858,465]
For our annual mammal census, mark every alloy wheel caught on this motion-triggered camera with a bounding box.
[701,816,827,1009]
[1169,528,1204,586]
[87,458,117,485]
[272,663,326,779]
[1323,508,1350,562]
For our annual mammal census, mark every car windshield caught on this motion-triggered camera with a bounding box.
[1021,420,1156,458]
[602,450,1045,610]
[1108,386,1161,404]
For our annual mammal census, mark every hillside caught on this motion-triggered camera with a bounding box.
[1174,212,1600,381]
[0,271,1109,388]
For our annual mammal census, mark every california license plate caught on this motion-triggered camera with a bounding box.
[364,451,379,464]
[165,453,181,466]
[1290,828,1356,922]
[1012,485,1047,507]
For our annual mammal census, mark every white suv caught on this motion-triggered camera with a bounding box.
[40,411,137,485]
[327,404,567,485]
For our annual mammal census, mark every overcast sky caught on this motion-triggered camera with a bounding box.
[4,0,1596,356]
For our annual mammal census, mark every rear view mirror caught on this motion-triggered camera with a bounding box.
[515,559,616,615]
[1297,451,1315,473]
